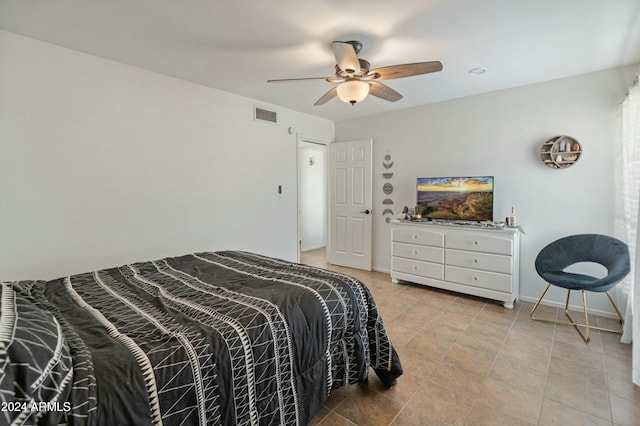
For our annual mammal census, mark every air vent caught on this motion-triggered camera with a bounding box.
[254,107,277,124]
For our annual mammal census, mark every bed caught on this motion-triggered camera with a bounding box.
[0,251,403,425]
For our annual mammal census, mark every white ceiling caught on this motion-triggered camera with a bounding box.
[1,0,639,122]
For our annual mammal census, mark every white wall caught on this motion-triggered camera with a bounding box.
[2,28,636,315]
[298,141,326,251]
[0,30,334,280]
[335,65,638,314]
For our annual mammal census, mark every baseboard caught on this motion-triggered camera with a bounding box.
[300,245,326,252]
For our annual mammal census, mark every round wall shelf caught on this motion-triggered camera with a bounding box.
[540,135,581,169]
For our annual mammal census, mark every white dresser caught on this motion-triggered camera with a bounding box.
[390,220,521,308]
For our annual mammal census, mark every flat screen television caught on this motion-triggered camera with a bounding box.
[416,176,494,222]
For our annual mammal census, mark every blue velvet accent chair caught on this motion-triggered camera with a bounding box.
[530,234,630,343]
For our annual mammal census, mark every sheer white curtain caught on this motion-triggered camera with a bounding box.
[614,74,640,386]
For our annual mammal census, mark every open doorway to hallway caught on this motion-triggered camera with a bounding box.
[298,139,327,258]
[299,247,329,268]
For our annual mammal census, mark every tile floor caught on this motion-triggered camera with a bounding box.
[301,248,639,426]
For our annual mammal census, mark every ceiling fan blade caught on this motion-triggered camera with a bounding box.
[267,77,343,83]
[314,87,338,106]
[368,81,403,102]
[368,61,443,80]
[332,41,360,74]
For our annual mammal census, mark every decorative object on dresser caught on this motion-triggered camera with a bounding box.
[390,220,521,309]
[539,135,581,169]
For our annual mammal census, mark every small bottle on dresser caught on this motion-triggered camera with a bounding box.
[509,205,517,227]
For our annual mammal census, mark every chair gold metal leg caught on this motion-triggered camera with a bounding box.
[530,284,625,343]
[582,290,590,342]
[563,289,590,343]
[530,284,552,320]
[563,288,571,318]
[569,291,624,339]
[605,291,625,327]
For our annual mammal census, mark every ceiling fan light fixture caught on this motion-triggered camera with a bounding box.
[336,80,369,105]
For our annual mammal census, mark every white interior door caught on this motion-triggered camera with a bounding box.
[328,139,372,270]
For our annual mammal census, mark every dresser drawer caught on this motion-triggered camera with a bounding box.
[393,242,444,263]
[392,229,444,247]
[445,266,512,293]
[446,232,513,255]
[392,257,444,280]
[446,249,512,274]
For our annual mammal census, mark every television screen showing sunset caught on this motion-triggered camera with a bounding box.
[417,176,494,221]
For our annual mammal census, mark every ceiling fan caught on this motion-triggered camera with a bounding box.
[267,40,443,106]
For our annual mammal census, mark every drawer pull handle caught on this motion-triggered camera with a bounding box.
[473,259,479,263]
[413,266,418,270]
[473,277,479,281]
[413,234,418,239]
[473,240,479,245]
[413,250,419,255]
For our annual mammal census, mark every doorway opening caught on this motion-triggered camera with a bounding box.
[297,138,327,262]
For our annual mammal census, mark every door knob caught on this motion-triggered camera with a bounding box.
[360,209,371,214]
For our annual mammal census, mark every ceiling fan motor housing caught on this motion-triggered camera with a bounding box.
[335,59,370,78]
[345,40,363,54]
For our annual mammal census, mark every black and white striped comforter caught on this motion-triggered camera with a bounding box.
[1,251,403,425]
